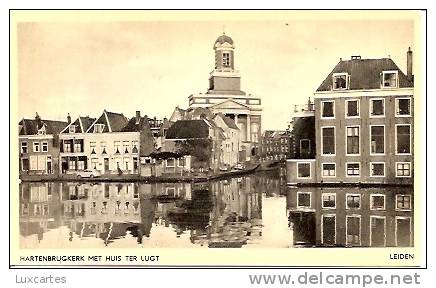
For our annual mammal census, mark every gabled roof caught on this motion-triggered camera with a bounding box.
[316,58,414,92]
[19,118,68,136]
[86,110,128,133]
[60,116,96,133]
[122,116,151,132]
[214,113,239,130]
[166,120,210,139]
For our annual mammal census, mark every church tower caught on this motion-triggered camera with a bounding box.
[208,33,244,95]
[188,33,262,161]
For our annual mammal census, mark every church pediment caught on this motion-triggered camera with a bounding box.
[210,99,251,110]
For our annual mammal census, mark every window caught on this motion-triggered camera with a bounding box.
[41,141,48,152]
[132,141,139,153]
[346,126,360,155]
[297,162,311,178]
[100,141,107,154]
[69,125,76,133]
[382,71,398,88]
[321,101,335,118]
[114,141,121,154]
[322,163,336,177]
[346,100,359,117]
[94,124,104,133]
[123,141,130,153]
[333,73,348,90]
[91,158,98,170]
[370,126,385,154]
[33,142,40,152]
[77,160,85,170]
[346,194,361,209]
[90,142,96,154]
[346,216,361,246]
[322,127,335,155]
[369,162,385,177]
[124,157,129,170]
[396,98,411,116]
[297,192,311,208]
[21,142,28,153]
[166,158,175,168]
[37,126,46,135]
[63,141,72,152]
[178,158,185,167]
[396,162,411,177]
[346,163,360,177]
[222,52,230,67]
[396,194,411,211]
[68,159,76,170]
[74,140,82,153]
[396,125,411,154]
[371,194,386,210]
[322,193,336,209]
[370,99,385,117]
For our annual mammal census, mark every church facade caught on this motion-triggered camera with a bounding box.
[188,33,262,161]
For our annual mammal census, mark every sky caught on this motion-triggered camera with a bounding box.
[17,15,415,130]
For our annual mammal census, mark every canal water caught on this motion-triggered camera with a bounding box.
[19,171,413,248]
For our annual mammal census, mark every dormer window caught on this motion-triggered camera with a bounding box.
[94,124,105,133]
[69,125,76,133]
[332,73,348,90]
[382,71,398,88]
[37,125,46,135]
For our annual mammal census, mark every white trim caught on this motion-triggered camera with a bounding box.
[370,162,386,177]
[332,72,349,91]
[321,126,336,156]
[345,162,360,177]
[369,125,385,155]
[314,88,413,98]
[381,70,399,89]
[41,141,49,152]
[296,191,312,209]
[369,98,385,118]
[346,193,361,210]
[321,214,336,245]
[395,216,412,247]
[321,162,336,178]
[395,161,412,178]
[86,117,100,133]
[345,125,360,156]
[32,142,40,153]
[104,111,112,133]
[321,193,336,209]
[395,124,412,155]
[165,158,176,168]
[286,159,316,162]
[369,215,386,247]
[346,214,362,246]
[370,194,386,210]
[345,99,360,118]
[395,97,412,117]
[20,141,28,153]
[320,100,335,119]
[19,135,53,140]
[395,194,412,211]
[296,162,312,179]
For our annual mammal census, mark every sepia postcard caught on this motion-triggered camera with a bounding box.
[9,10,426,267]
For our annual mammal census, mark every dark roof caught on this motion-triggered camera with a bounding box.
[216,113,239,130]
[79,117,96,132]
[122,116,151,132]
[316,58,414,92]
[165,120,210,139]
[87,110,128,133]
[19,118,68,135]
[215,33,234,46]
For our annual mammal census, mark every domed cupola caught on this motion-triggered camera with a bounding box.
[213,32,235,70]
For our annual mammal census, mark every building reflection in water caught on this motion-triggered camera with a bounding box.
[287,186,413,247]
[19,171,413,248]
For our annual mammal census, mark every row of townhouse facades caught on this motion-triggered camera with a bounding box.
[287,48,414,186]
[19,107,242,178]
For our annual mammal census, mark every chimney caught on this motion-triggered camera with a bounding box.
[135,111,141,124]
[407,47,413,82]
[35,112,40,121]
[67,113,71,124]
